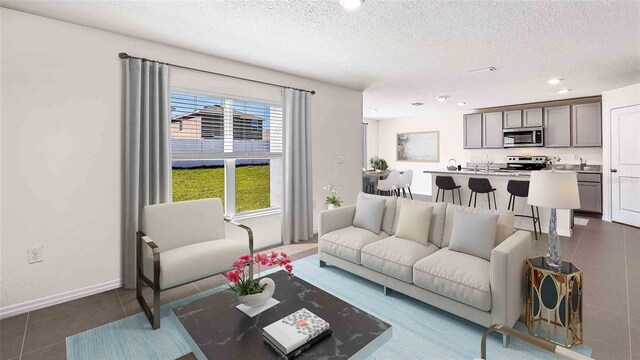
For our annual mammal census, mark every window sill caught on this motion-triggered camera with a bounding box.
[231,207,282,221]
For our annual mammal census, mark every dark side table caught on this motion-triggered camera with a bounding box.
[526,256,583,348]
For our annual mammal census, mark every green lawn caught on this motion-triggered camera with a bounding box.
[172,165,271,213]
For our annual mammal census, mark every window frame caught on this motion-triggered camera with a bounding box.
[170,87,283,218]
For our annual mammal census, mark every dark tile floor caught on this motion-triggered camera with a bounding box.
[1,220,638,359]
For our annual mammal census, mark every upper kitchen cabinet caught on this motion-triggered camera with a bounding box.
[523,108,544,127]
[572,102,602,147]
[503,110,522,128]
[544,105,571,147]
[463,114,482,149]
[482,112,504,148]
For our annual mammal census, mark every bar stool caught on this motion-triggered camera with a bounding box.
[468,178,498,210]
[507,180,542,240]
[435,176,462,205]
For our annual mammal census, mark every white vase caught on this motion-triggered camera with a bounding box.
[237,278,275,307]
[328,204,337,210]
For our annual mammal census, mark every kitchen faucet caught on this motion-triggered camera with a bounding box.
[580,157,587,170]
[486,161,493,171]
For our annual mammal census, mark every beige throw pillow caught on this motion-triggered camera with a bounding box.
[395,203,433,246]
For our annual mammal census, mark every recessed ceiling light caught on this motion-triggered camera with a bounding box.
[468,67,497,74]
[411,102,424,106]
[371,108,379,112]
[547,78,562,85]
[558,89,570,94]
[436,96,449,102]
[340,0,363,10]
[457,102,466,106]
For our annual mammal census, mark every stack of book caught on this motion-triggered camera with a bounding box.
[263,308,331,359]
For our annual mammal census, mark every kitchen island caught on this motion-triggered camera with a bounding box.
[424,169,574,237]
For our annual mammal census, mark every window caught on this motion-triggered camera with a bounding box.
[171,91,283,215]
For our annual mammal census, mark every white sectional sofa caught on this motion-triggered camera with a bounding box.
[318,194,532,333]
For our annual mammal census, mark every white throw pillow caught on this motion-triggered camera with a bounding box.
[395,203,433,246]
[449,210,499,261]
[353,195,387,235]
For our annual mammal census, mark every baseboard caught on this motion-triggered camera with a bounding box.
[0,278,123,320]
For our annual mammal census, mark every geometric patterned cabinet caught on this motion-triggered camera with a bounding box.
[526,257,583,348]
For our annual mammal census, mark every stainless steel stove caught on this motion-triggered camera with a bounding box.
[506,156,547,171]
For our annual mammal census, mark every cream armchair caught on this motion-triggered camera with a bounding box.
[136,198,253,329]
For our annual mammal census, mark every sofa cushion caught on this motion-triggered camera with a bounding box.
[413,248,491,311]
[393,199,447,247]
[357,193,397,234]
[361,236,439,283]
[395,203,433,246]
[449,210,499,261]
[442,203,514,248]
[321,226,389,264]
[353,194,386,234]
[143,238,248,289]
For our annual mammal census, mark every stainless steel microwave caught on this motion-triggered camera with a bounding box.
[503,127,544,147]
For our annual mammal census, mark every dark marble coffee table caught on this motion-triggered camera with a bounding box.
[170,270,392,359]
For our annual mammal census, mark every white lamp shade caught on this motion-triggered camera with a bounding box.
[527,170,581,209]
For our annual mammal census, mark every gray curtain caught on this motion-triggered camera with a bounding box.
[282,88,313,244]
[124,59,171,288]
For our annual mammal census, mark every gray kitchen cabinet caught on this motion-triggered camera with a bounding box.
[503,110,522,128]
[572,102,602,147]
[482,112,504,148]
[577,173,602,213]
[577,182,602,213]
[463,114,482,149]
[544,105,571,147]
[524,108,543,127]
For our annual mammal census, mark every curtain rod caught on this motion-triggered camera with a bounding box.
[118,52,316,95]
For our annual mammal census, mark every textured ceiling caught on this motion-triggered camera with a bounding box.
[3,0,640,119]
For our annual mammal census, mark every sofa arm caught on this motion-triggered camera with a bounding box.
[318,205,356,242]
[490,230,532,327]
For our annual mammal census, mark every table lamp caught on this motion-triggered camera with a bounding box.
[528,170,581,270]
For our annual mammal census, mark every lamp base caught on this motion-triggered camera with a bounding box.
[546,208,562,270]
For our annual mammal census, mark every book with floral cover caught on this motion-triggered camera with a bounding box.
[262,308,331,358]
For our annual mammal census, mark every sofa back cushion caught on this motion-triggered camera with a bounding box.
[356,193,397,234]
[448,210,499,261]
[142,198,225,252]
[442,203,515,248]
[395,203,433,246]
[353,195,387,234]
[393,198,447,247]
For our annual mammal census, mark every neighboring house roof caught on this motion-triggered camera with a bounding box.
[172,105,264,123]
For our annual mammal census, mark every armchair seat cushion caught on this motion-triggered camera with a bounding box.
[144,239,248,289]
[361,236,438,283]
[413,248,491,311]
[321,226,389,264]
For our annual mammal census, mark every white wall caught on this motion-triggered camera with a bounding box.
[601,83,640,221]
[377,110,603,196]
[0,8,363,311]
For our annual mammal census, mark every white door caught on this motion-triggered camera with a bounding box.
[611,105,640,227]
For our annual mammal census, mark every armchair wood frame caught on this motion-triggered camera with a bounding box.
[136,218,253,330]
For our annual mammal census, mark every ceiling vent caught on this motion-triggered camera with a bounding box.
[411,102,424,106]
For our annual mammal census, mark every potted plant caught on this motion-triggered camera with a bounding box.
[369,156,388,171]
[323,185,343,209]
[226,252,293,307]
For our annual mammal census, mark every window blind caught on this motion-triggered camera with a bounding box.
[170,92,283,159]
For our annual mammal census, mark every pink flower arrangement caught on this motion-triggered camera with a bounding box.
[226,252,293,296]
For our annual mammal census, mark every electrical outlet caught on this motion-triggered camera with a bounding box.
[28,246,43,264]
[338,156,344,164]
[573,154,579,160]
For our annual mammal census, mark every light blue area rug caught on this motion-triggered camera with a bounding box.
[67,255,591,359]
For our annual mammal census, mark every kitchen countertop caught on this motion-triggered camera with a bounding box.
[424,167,602,177]
[424,169,532,177]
